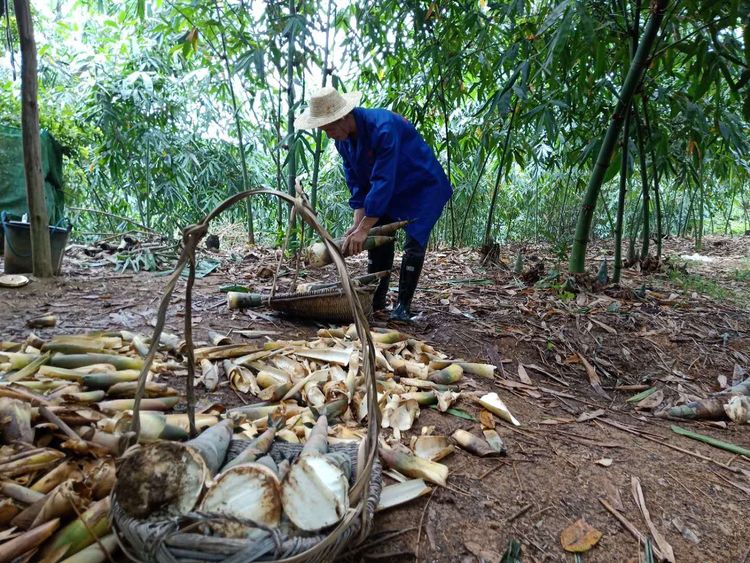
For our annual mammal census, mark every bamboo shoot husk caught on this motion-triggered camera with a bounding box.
[31,461,82,494]
[0,397,34,443]
[0,480,45,504]
[0,497,21,526]
[80,372,139,390]
[0,448,65,478]
[105,381,177,398]
[451,429,502,457]
[410,436,454,461]
[96,397,179,413]
[0,518,60,562]
[49,354,143,371]
[222,425,278,471]
[113,412,188,442]
[378,445,448,486]
[477,392,520,426]
[376,479,431,512]
[14,479,89,531]
[198,359,219,392]
[223,360,260,395]
[0,385,49,406]
[61,391,106,404]
[83,459,116,500]
[58,533,118,563]
[38,497,110,562]
[30,479,90,529]
[3,352,51,382]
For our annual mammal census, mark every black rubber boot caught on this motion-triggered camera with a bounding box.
[390,253,424,321]
[368,239,395,311]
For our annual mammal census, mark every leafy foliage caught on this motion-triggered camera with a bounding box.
[0,0,747,257]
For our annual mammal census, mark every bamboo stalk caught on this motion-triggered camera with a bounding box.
[671,425,750,458]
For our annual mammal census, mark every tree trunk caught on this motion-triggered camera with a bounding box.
[613,107,631,284]
[568,0,668,273]
[14,0,53,277]
[633,106,650,260]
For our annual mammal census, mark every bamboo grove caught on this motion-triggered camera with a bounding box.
[0,0,748,272]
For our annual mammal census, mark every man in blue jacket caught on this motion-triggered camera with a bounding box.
[296,87,452,321]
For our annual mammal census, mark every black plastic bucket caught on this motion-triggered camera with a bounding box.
[2,211,71,274]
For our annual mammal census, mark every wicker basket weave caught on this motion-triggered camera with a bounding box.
[113,189,382,563]
[112,441,382,563]
[267,286,375,322]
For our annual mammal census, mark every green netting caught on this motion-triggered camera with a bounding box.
[0,125,65,225]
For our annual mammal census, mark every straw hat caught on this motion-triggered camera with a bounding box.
[294,86,361,129]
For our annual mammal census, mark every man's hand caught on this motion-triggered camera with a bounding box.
[343,226,369,256]
[345,208,366,237]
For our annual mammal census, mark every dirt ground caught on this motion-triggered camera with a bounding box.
[1,233,749,562]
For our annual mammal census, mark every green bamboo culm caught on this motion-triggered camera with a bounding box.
[671,425,750,458]
[569,0,669,273]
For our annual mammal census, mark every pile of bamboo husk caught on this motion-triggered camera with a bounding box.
[0,324,518,558]
[0,330,193,562]
[182,325,516,498]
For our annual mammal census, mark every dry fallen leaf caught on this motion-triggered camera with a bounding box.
[560,518,603,553]
[517,363,532,385]
[478,409,496,429]
[635,389,664,410]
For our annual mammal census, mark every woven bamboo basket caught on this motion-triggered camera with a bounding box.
[267,286,375,322]
[111,189,383,563]
[111,442,382,562]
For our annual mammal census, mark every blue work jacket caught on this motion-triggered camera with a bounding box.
[334,108,452,247]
